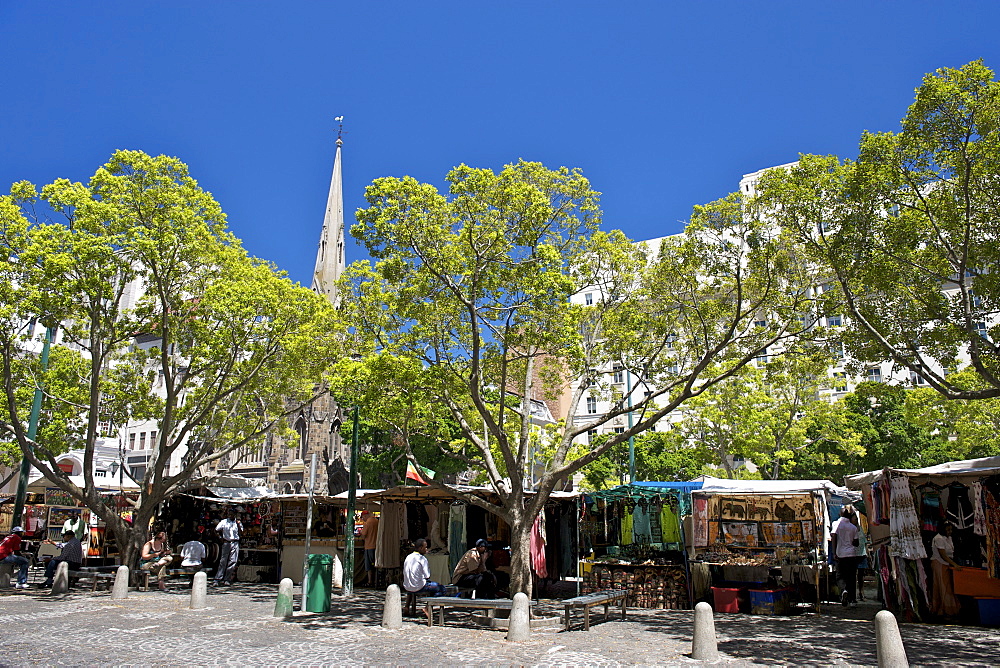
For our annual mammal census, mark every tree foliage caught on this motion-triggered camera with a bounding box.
[758,61,1000,399]
[345,160,828,594]
[0,151,340,570]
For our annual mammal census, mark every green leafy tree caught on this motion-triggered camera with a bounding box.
[580,432,712,490]
[0,151,340,572]
[904,369,1000,460]
[758,61,1000,400]
[345,160,826,595]
[843,382,944,472]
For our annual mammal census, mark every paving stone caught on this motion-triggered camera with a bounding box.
[0,585,995,667]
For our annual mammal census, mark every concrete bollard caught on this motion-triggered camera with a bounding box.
[691,601,719,661]
[111,565,129,600]
[875,610,909,668]
[190,572,207,610]
[506,592,531,642]
[51,561,70,596]
[382,584,403,629]
[274,578,295,618]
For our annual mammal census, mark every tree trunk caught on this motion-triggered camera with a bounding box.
[507,514,534,599]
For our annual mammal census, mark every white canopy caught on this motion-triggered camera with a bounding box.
[844,455,1000,489]
[697,476,852,497]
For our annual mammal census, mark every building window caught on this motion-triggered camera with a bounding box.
[830,341,845,360]
[974,322,989,340]
[613,427,625,434]
[587,429,597,443]
[295,417,307,460]
[755,348,769,365]
[612,365,623,384]
[827,315,842,328]
[971,291,984,308]
[149,430,157,449]
[910,370,927,386]
[833,372,848,392]
[129,433,136,450]
[139,432,146,449]
[586,397,597,414]
[753,318,767,329]
[667,364,679,376]
[866,367,882,384]
[585,293,593,306]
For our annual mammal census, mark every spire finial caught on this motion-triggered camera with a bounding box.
[335,115,345,145]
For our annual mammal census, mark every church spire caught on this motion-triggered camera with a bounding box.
[311,116,346,304]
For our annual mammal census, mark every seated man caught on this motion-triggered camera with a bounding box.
[402,538,446,614]
[0,526,31,589]
[180,535,206,572]
[451,538,496,599]
[41,530,83,588]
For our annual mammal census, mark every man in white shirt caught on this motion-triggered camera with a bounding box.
[402,538,445,614]
[180,535,207,571]
[213,509,242,586]
[831,506,861,608]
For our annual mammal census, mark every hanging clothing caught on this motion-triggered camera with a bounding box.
[972,481,987,536]
[530,514,547,578]
[447,504,467,572]
[632,505,652,544]
[945,483,975,530]
[660,502,681,544]
[620,509,634,545]
[693,497,709,547]
[374,502,402,569]
[888,476,926,560]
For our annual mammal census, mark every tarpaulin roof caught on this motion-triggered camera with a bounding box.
[844,455,1000,489]
[696,476,852,497]
[205,485,273,500]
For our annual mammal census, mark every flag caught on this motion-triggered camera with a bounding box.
[405,461,435,485]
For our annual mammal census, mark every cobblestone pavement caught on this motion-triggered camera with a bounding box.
[0,585,997,667]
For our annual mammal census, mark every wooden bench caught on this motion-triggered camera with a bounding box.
[562,589,628,631]
[68,570,117,592]
[417,596,525,627]
[140,567,210,591]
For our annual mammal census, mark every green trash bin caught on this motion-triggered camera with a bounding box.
[305,553,333,613]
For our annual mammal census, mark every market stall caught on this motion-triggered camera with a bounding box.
[690,477,855,614]
[579,482,701,609]
[357,484,579,596]
[845,456,1000,625]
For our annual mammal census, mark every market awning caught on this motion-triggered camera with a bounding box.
[697,476,852,496]
[206,485,273,500]
[844,455,1000,489]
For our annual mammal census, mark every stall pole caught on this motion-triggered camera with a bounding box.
[11,325,54,528]
[301,453,317,611]
[576,496,581,597]
[678,490,694,609]
[343,405,360,597]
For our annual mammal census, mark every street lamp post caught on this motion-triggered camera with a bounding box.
[342,404,360,597]
[11,325,55,528]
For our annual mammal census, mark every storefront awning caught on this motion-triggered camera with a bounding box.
[206,485,273,500]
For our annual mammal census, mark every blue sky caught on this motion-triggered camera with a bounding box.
[3,2,1000,286]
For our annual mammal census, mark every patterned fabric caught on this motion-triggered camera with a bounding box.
[888,476,926,560]
[972,481,987,536]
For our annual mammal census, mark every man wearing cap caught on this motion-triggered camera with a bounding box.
[0,526,31,589]
[40,530,83,588]
[451,538,496,598]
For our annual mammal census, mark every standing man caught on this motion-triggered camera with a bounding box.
[40,530,83,588]
[402,538,446,614]
[452,538,496,599]
[214,509,242,586]
[0,526,30,589]
[359,510,379,587]
[832,506,861,608]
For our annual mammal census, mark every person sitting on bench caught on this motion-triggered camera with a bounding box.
[451,538,496,599]
[403,538,446,613]
[179,533,206,572]
[40,530,83,588]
